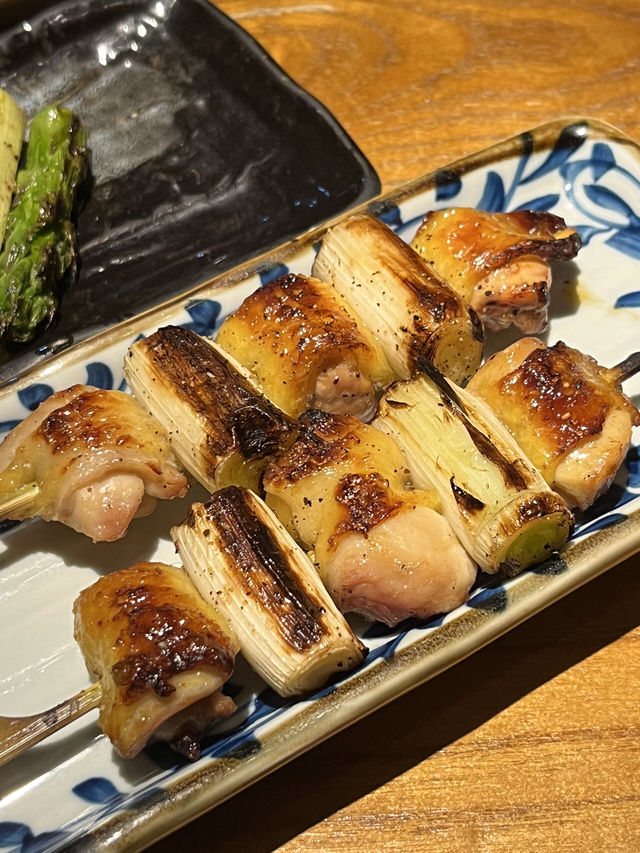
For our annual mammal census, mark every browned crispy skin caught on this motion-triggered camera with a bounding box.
[73,561,237,759]
[263,408,411,538]
[411,208,581,333]
[0,385,188,540]
[468,338,640,509]
[263,410,476,626]
[216,273,392,419]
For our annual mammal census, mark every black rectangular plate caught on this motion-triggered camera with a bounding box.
[0,0,380,380]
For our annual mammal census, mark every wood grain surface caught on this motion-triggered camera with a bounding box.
[153,1,640,850]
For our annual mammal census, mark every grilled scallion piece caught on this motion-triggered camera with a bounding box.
[312,212,484,384]
[124,326,296,492]
[172,486,366,696]
[0,90,25,246]
[0,104,88,344]
[374,360,574,576]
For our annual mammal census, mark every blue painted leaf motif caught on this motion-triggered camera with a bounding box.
[73,777,123,804]
[614,290,640,308]
[467,586,508,612]
[583,184,639,223]
[260,263,289,287]
[0,418,21,434]
[85,362,114,390]
[521,122,587,184]
[574,223,606,246]
[591,142,616,180]
[17,383,53,411]
[378,204,404,228]
[184,299,222,336]
[477,171,505,212]
[626,447,640,487]
[606,228,640,260]
[574,512,627,537]
[434,170,462,202]
[530,557,568,576]
[22,830,69,852]
[516,194,559,211]
[359,629,408,666]
[0,821,32,844]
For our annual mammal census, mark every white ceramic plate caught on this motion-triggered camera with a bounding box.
[1,118,640,852]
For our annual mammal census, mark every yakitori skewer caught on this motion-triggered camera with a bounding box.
[0,682,102,768]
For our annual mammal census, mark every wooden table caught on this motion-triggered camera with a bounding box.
[145,1,640,850]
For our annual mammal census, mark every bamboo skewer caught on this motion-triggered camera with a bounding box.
[609,351,640,385]
[0,681,102,767]
[0,481,40,519]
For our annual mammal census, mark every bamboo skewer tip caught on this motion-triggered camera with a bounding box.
[0,481,40,519]
[0,681,102,767]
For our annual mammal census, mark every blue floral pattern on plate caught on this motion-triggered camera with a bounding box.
[1,120,640,851]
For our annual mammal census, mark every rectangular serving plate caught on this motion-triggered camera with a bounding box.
[1,117,640,853]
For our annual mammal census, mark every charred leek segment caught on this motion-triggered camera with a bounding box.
[171,486,366,697]
[374,362,574,576]
[215,272,393,421]
[73,562,238,760]
[0,104,89,344]
[0,91,25,246]
[311,212,483,384]
[124,326,296,492]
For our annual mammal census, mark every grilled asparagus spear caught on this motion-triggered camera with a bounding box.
[374,360,574,576]
[0,90,25,245]
[0,104,89,344]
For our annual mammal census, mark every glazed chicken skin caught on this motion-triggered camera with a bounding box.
[0,385,188,541]
[467,338,640,510]
[215,273,393,421]
[411,208,582,333]
[263,409,476,626]
[73,561,238,760]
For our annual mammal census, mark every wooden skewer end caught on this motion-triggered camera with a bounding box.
[0,481,40,519]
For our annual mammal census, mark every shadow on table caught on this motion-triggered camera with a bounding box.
[149,555,640,853]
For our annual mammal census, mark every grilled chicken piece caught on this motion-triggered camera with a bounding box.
[467,338,640,510]
[0,385,188,541]
[216,273,393,421]
[73,561,238,760]
[411,208,582,333]
[172,486,366,696]
[263,410,476,626]
[312,213,483,384]
[124,326,295,492]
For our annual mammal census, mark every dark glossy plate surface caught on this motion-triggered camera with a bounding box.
[0,0,379,380]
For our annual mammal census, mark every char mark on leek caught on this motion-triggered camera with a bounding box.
[0,104,89,345]
[450,477,485,515]
[192,486,328,652]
